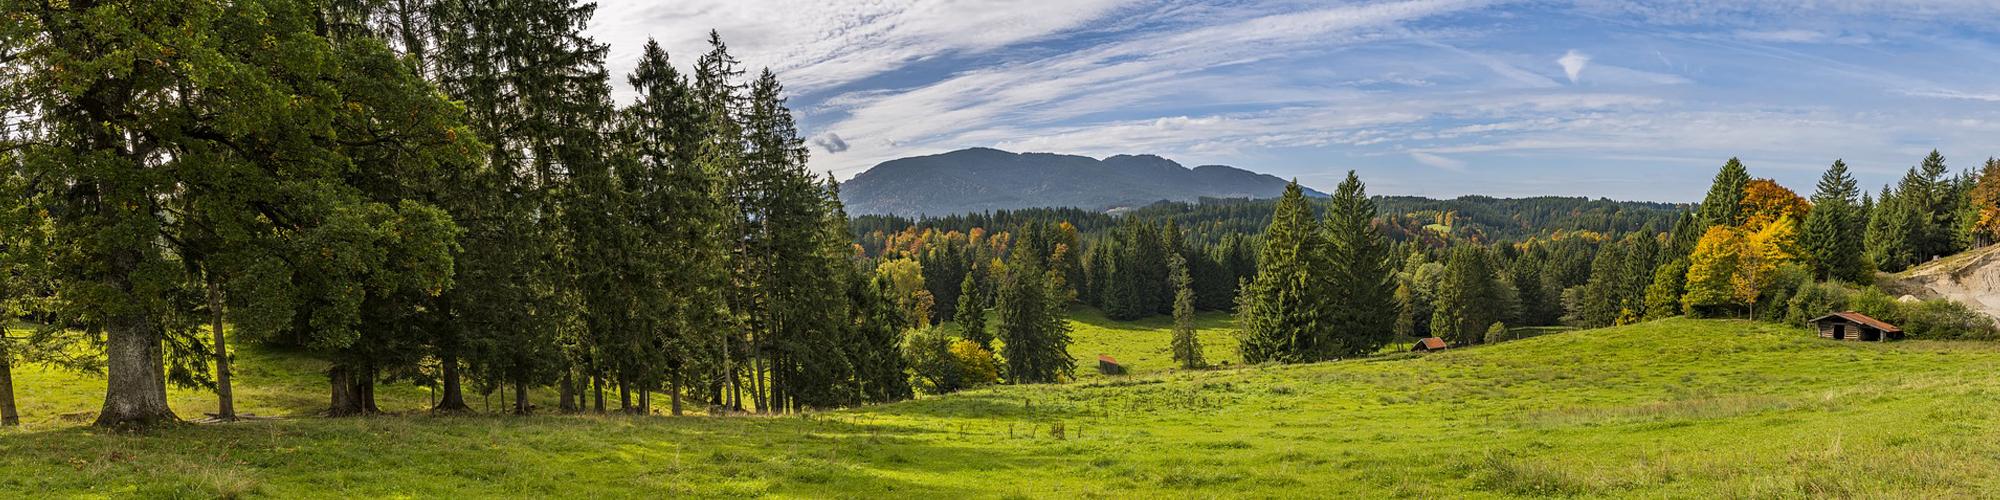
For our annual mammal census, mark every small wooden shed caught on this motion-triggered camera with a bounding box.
[1808,311,1904,342]
[1096,354,1126,375]
[1411,337,1448,352]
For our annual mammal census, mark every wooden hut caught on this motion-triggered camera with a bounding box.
[1808,311,1904,342]
[1096,354,1126,375]
[1411,337,1448,352]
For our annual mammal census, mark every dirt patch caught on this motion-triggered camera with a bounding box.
[1881,244,2000,320]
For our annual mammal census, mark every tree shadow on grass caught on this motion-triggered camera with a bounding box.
[0,409,1098,497]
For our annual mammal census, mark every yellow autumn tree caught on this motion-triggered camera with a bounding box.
[1682,226,1749,316]
[1740,179,1811,232]
[1968,158,2000,247]
[1735,215,1800,318]
[876,259,932,328]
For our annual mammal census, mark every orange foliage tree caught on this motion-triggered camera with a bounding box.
[1739,179,1810,231]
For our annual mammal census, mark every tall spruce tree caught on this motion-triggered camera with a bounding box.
[1168,250,1205,369]
[1698,158,1752,228]
[1431,246,1500,345]
[621,39,731,415]
[425,0,617,415]
[955,272,991,348]
[1801,160,1867,281]
[994,246,1074,384]
[1237,181,1332,363]
[1321,171,1398,357]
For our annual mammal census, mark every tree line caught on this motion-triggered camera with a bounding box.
[0,0,1086,428]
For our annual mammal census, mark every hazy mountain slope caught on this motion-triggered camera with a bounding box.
[839,148,1321,216]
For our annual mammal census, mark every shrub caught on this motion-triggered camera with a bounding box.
[1484,322,1509,344]
[902,327,996,394]
[1845,286,1899,324]
[948,339,1000,386]
[1900,299,1999,340]
[1783,281,1851,326]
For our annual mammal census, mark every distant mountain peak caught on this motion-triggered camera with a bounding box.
[839,148,1323,217]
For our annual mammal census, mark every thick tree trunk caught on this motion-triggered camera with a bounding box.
[618,376,632,414]
[1,350,18,426]
[209,281,235,421]
[728,362,743,412]
[329,365,378,416]
[591,373,605,413]
[435,349,470,412]
[669,371,683,416]
[512,381,530,415]
[94,308,177,427]
[558,370,577,412]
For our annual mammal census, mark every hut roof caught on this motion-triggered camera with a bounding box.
[1809,311,1902,333]
[1097,354,1118,364]
[1416,337,1448,350]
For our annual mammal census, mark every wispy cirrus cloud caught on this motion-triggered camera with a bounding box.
[587,0,1144,97]
[590,0,2000,202]
[812,0,1503,174]
[1899,89,2000,102]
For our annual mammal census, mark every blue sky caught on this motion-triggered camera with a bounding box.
[587,0,2000,202]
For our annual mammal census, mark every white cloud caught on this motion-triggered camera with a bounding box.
[811,0,1500,175]
[1558,50,1590,84]
[1900,89,2000,102]
[1410,152,1467,171]
[587,0,1141,98]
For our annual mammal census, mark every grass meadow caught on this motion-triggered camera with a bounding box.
[8,315,2000,497]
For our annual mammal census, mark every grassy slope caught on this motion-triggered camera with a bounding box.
[8,318,2000,498]
[1063,307,1239,380]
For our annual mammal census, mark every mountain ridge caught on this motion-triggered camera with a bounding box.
[838,147,1324,216]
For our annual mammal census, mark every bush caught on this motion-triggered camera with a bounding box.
[1756,264,1812,322]
[902,327,996,395]
[1900,299,1999,340]
[1483,322,1509,344]
[1775,282,1997,340]
[1783,281,1852,326]
[1845,286,1899,324]
[948,339,1000,386]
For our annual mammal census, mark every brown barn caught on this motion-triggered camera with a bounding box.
[1808,312,1904,342]
[1411,337,1448,352]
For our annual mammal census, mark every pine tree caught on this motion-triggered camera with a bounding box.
[1572,241,1628,327]
[1237,181,1331,363]
[1322,171,1398,357]
[621,39,732,415]
[1801,160,1867,281]
[1915,150,1959,261]
[1867,173,1923,271]
[1698,158,1752,228]
[994,248,1074,384]
[1662,211,1703,263]
[1168,250,1205,369]
[955,272,991,348]
[1431,246,1500,345]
